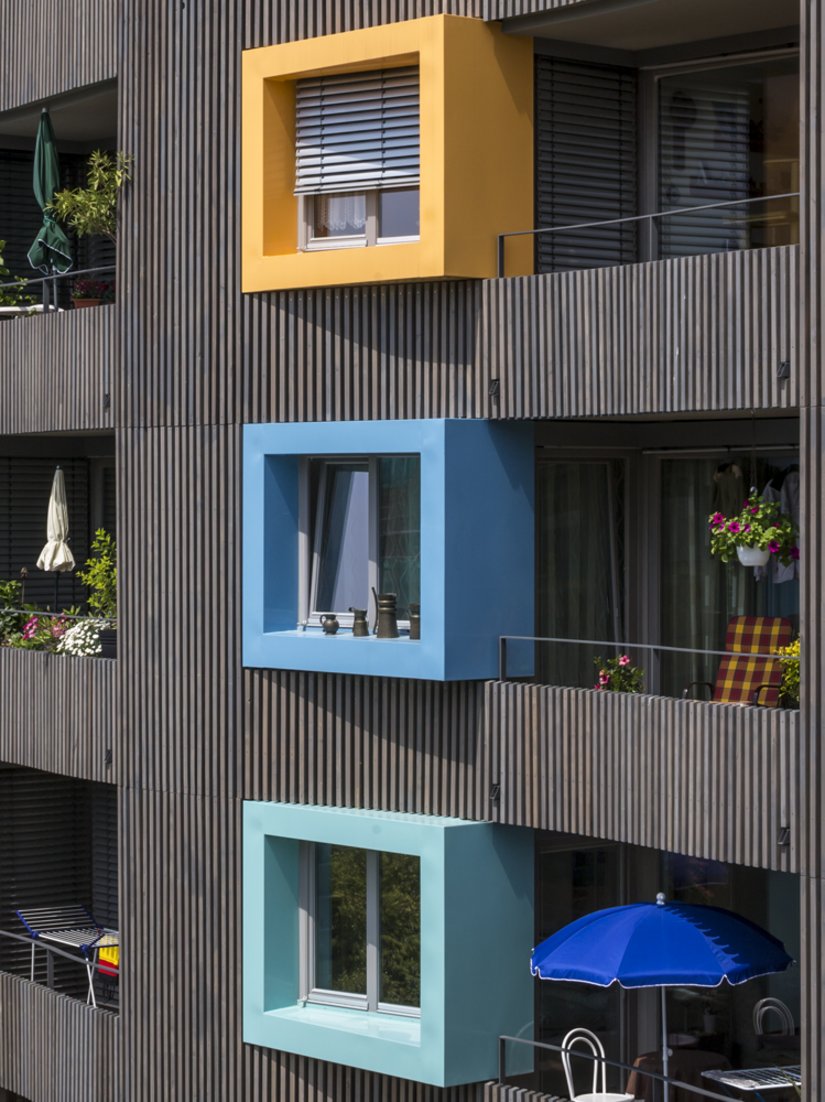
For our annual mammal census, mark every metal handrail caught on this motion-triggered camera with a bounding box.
[498,1034,746,1102]
[3,606,116,624]
[498,634,792,682]
[496,191,801,276]
[0,263,115,293]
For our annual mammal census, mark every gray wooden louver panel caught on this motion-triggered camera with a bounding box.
[0,457,90,608]
[90,783,118,930]
[535,56,638,273]
[295,66,420,194]
[0,151,42,281]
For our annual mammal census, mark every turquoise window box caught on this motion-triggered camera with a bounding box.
[242,419,534,680]
[242,802,534,1086]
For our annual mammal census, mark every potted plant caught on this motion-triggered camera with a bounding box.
[49,150,132,243]
[593,653,644,693]
[71,277,113,308]
[777,638,800,708]
[708,492,799,568]
[76,528,117,657]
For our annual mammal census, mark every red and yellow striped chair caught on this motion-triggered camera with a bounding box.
[684,616,793,707]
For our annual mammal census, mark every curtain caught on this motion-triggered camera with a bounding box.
[536,460,624,687]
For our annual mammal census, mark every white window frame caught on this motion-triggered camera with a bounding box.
[298,842,421,1018]
[297,455,418,631]
[298,188,420,251]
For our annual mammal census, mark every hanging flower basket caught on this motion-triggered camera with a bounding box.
[708,492,799,567]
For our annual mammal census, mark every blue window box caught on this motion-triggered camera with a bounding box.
[242,419,534,680]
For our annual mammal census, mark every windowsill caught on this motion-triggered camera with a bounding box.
[271,628,421,643]
[266,1001,421,1046]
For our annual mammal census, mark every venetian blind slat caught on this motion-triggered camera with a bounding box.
[295,66,420,194]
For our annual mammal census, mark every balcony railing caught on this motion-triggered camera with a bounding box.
[497,1035,783,1102]
[497,192,800,278]
[0,263,115,315]
[498,634,798,710]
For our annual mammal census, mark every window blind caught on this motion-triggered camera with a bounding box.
[294,66,419,195]
[535,56,638,273]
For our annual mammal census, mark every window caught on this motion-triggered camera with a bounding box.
[656,53,799,257]
[300,843,421,1015]
[300,455,420,628]
[295,67,420,250]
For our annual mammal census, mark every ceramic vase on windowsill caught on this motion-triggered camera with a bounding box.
[736,545,771,567]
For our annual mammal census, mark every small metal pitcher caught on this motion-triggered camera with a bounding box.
[372,589,399,639]
[349,607,369,637]
[320,613,339,635]
[408,603,420,640]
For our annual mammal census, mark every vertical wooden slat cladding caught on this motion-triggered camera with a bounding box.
[800,3,823,1096]
[246,1050,487,1100]
[484,246,798,419]
[0,308,115,435]
[483,1085,563,1102]
[0,973,119,1102]
[243,671,486,818]
[485,683,799,874]
[0,0,118,113]
[242,281,483,426]
[118,425,241,798]
[0,651,116,784]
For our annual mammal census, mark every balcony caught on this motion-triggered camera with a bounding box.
[485,677,798,873]
[0,765,119,1102]
[0,83,118,435]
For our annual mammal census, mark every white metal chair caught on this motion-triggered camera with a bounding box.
[561,1027,636,1102]
[753,996,795,1036]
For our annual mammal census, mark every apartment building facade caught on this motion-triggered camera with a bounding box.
[0,0,821,1099]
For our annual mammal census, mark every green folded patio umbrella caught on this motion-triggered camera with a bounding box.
[27,109,72,275]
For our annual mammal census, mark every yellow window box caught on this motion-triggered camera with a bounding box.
[241,15,533,291]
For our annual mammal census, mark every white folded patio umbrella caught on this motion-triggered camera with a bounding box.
[36,466,76,573]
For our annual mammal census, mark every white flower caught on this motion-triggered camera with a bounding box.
[56,618,105,657]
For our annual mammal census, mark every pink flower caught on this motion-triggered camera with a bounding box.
[598,671,609,686]
[618,655,630,667]
[22,616,38,640]
[791,546,800,560]
[768,539,780,554]
[710,512,724,527]
[750,506,759,514]
[594,683,604,691]
[727,520,741,534]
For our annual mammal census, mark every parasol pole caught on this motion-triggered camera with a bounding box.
[661,986,669,1102]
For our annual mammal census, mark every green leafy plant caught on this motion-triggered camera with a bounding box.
[0,239,33,308]
[49,150,132,242]
[0,579,24,642]
[777,637,800,708]
[708,492,799,566]
[593,653,644,693]
[77,529,117,621]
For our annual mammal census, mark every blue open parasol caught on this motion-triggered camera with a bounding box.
[531,893,793,1100]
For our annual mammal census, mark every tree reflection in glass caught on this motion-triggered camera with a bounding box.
[315,844,367,995]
